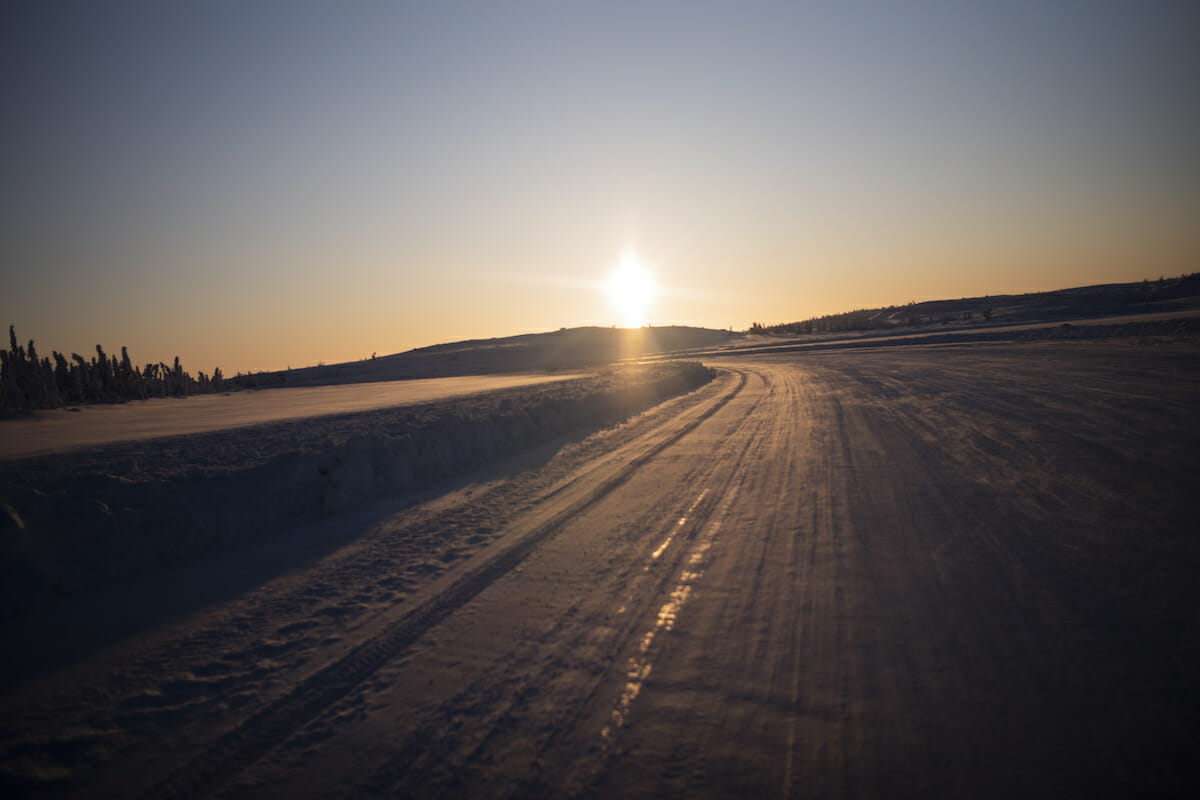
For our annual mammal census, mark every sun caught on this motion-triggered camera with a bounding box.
[607,253,656,327]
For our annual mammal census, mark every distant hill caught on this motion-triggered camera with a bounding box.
[755,273,1200,335]
[247,326,743,388]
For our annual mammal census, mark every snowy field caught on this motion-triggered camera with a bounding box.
[0,373,585,461]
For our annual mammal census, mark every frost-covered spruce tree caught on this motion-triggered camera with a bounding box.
[52,351,74,403]
[40,355,59,407]
[7,334,30,409]
[142,362,160,397]
[71,353,91,401]
[0,348,12,411]
[25,339,46,409]
[94,344,112,399]
[119,346,136,398]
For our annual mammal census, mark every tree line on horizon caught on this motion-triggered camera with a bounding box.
[0,325,235,412]
[749,272,1200,337]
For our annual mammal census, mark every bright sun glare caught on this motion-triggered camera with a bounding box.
[607,254,656,327]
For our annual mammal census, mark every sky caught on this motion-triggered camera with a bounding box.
[2,0,1198,374]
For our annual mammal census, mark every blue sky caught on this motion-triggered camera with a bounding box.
[2,1,1197,372]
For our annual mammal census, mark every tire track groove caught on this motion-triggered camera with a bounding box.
[145,368,747,800]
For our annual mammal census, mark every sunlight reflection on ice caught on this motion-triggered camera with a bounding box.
[649,489,708,563]
[601,484,740,739]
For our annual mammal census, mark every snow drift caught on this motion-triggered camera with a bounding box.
[0,362,713,617]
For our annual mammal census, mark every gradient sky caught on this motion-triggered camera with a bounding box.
[2,1,1198,374]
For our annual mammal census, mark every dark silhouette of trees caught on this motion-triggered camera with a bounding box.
[1,326,235,412]
[749,272,1200,338]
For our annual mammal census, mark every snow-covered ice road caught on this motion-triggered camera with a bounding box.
[2,340,1199,798]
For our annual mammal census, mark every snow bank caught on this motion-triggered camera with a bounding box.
[0,362,713,617]
[0,373,587,461]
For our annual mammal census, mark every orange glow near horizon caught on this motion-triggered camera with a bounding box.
[2,4,1197,375]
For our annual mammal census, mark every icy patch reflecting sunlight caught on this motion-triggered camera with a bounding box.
[601,483,740,739]
[649,489,708,563]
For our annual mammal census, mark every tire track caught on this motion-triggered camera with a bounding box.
[519,371,780,799]
[351,366,773,799]
[144,368,748,800]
